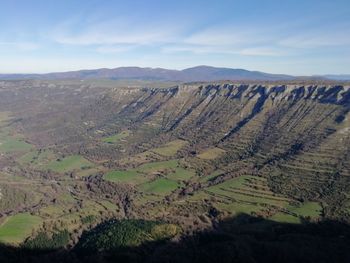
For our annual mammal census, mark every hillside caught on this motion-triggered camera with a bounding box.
[0,79,349,262]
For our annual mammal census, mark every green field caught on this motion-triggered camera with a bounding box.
[0,137,33,153]
[103,160,179,184]
[104,159,194,186]
[0,213,43,244]
[186,174,323,223]
[102,130,130,143]
[46,155,93,173]
[270,201,322,223]
[139,178,179,195]
[216,201,265,215]
[206,175,289,206]
[0,112,32,154]
[289,201,322,217]
[186,175,291,217]
[104,170,146,184]
[269,212,302,224]
[166,167,195,181]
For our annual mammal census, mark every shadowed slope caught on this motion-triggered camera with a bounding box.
[0,215,350,263]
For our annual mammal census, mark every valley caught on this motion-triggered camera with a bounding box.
[0,79,349,261]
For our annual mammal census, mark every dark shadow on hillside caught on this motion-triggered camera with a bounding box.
[1,214,350,263]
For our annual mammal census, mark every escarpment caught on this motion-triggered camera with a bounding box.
[87,83,349,220]
[1,81,349,222]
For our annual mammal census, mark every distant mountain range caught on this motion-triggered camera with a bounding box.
[0,66,349,81]
[319,74,350,81]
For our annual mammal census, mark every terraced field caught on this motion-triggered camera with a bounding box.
[184,174,322,221]
[204,176,287,208]
[104,159,195,192]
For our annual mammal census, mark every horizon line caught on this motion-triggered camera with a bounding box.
[0,65,349,76]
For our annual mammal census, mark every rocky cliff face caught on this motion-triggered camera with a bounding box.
[92,83,350,219]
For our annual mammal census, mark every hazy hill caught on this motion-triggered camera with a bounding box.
[2,66,349,81]
[321,74,350,81]
[0,66,295,81]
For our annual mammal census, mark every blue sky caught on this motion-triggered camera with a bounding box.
[0,0,349,74]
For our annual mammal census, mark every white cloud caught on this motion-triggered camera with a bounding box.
[280,34,350,48]
[184,26,270,46]
[237,47,288,57]
[279,23,350,48]
[51,17,298,58]
[162,44,289,57]
[185,30,244,46]
[52,17,182,46]
[96,45,135,54]
[161,44,231,54]
[160,26,288,56]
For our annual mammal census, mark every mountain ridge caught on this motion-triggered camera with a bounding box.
[0,65,297,81]
[1,66,349,81]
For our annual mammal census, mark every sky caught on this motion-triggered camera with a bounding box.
[0,0,349,75]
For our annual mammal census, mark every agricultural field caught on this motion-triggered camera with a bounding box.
[139,178,180,195]
[165,166,195,181]
[104,170,146,184]
[0,113,32,153]
[45,155,94,173]
[0,213,43,244]
[270,202,323,223]
[104,159,174,184]
[104,158,197,200]
[104,159,194,187]
[204,175,288,207]
[185,174,323,222]
[0,133,33,153]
